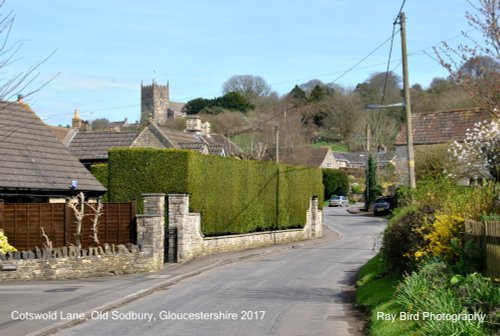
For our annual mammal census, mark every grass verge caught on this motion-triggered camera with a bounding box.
[355,254,418,335]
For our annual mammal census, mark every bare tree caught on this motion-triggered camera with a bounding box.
[435,0,500,117]
[323,89,365,147]
[67,192,85,249]
[0,1,58,102]
[87,198,104,246]
[40,227,53,249]
[222,75,273,102]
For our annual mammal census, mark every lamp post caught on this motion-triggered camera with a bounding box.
[367,102,415,189]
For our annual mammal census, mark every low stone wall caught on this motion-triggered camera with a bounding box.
[0,244,155,281]
[0,194,167,281]
[168,194,323,262]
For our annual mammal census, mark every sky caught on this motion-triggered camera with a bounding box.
[2,0,479,126]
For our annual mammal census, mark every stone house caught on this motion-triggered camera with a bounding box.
[0,100,106,203]
[395,108,493,183]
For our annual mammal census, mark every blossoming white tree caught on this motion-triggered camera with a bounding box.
[450,119,500,182]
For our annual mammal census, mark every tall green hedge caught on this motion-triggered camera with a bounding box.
[106,148,323,236]
[90,163,109,202]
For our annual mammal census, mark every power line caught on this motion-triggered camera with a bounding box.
[39,28,472,123]
[373,0,407,144]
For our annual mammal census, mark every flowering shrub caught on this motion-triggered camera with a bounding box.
[0,229,16,254]
[449,119,500,181]
[415,212,465,260]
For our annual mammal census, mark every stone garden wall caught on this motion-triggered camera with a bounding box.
[168,194,323,263]
[0,194,166,281]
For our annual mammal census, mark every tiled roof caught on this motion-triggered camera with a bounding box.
[268,147,331,167]
[48,126,71,143]
[179,142,207,153]
[68,131,138,160]
[333,152,395,165]
[0,102,106,193]
[169,101,186,111]
[201,133,242,155]
[396,109,493,145]
[283,147,330,167]
[207,145,226,156]
[156,125,201,145]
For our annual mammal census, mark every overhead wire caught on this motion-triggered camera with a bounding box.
[38,17,471,125]
[372,0,407,151]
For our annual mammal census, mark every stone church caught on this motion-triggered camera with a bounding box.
[140,81,186,125]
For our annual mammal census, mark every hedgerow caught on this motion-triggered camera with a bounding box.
[106,148,323,235]
[90,163,109,202]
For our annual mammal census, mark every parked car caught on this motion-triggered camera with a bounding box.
[329,195,349,207]
[373,196,397,215]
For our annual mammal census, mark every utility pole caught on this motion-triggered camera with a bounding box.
[275,122,279,163]
[365,123,371,210]
[399,12,416,189]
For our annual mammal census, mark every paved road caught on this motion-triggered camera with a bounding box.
[52,207,387,336]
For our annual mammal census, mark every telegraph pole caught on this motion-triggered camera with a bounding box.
[399,12,416,189]
[275,122,280,163]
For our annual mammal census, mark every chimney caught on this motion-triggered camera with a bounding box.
[201,121,211,135]
[185,116,202,135]
[17,94,24,104]
[72,109,82,129]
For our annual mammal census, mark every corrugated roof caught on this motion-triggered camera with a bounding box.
[396,109,493,145]
[0,102,106,193]
[68,131,138,160]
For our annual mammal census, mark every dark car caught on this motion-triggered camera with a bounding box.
[373,196,397,216]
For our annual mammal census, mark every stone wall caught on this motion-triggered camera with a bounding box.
[168,194,322,263]
[0,244,154,281]
[0,194,166,281]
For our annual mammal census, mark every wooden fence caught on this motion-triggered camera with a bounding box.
[0,201,136,251]
[464,220,500,277]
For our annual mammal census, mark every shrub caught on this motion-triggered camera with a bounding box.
[322,168,348,199]
[107,148,323,235]
[0,229,16,254]
[380,205,434,274]
[350,183,363,195]
[415,212,465,260]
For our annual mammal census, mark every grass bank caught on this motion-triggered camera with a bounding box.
[355,254,417,335]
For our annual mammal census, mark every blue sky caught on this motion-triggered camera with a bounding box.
[3,0,477,126]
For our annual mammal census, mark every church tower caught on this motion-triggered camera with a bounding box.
[140,81,170,125]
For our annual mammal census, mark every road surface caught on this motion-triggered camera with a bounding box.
[54,206,386,336]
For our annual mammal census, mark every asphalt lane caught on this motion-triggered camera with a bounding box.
[53,206,387,336]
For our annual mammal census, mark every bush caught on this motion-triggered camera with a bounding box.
[380,205,434,274]
[389,179,498,272]
[350,183,363,195]
[415,212,465,261]
[107,148,323,235]
[0,229,16,254]
[322,168,348,199]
